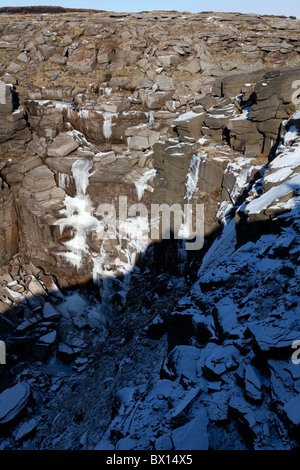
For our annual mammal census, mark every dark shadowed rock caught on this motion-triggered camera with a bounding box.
[0,383,31,424]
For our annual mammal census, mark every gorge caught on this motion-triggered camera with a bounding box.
[0,7,299,451]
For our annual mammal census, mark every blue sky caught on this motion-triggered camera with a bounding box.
[3,0,300,18]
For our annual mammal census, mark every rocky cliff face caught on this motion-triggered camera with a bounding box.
[0,9,299,451]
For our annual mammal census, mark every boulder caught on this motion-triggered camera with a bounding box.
[174,111,205,141]
[97,49,114,64]
[137,77,153,89]
[185,59,201,74]
[67,45,96,74]
[171,384,203,425]
[242,365,263,404]
[161,345,201,382]
[127,135,150,151]
[31,330,57,361]
[58,343,77,364]
[37,44,57,60]
[28,140,47,158]
[284,395,300,430]
[47,133,79,157]
[228,395,257,448]
[146,91,174,109]
[14,417,39,441]
[155,75,175,92]
[1,74,18,85]
[157,54,180,68]
[22,165,57,193]
[17,52,30,63]
[247,324,297,359]
[6,62,23,74]
[42,302,61,320]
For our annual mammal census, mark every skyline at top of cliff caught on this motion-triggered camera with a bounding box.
[1,0,300,18]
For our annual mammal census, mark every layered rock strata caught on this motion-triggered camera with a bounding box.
[0,9,299,451]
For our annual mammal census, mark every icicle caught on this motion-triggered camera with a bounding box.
[58,173,70,191]
[149,111,155,126]
[54,158,96,270]
[102,112,118,140]
[71,158,94,196]
[134,169,157,201]
[177,153,201,271]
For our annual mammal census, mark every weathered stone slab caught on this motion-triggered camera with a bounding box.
[47,133,79,157]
